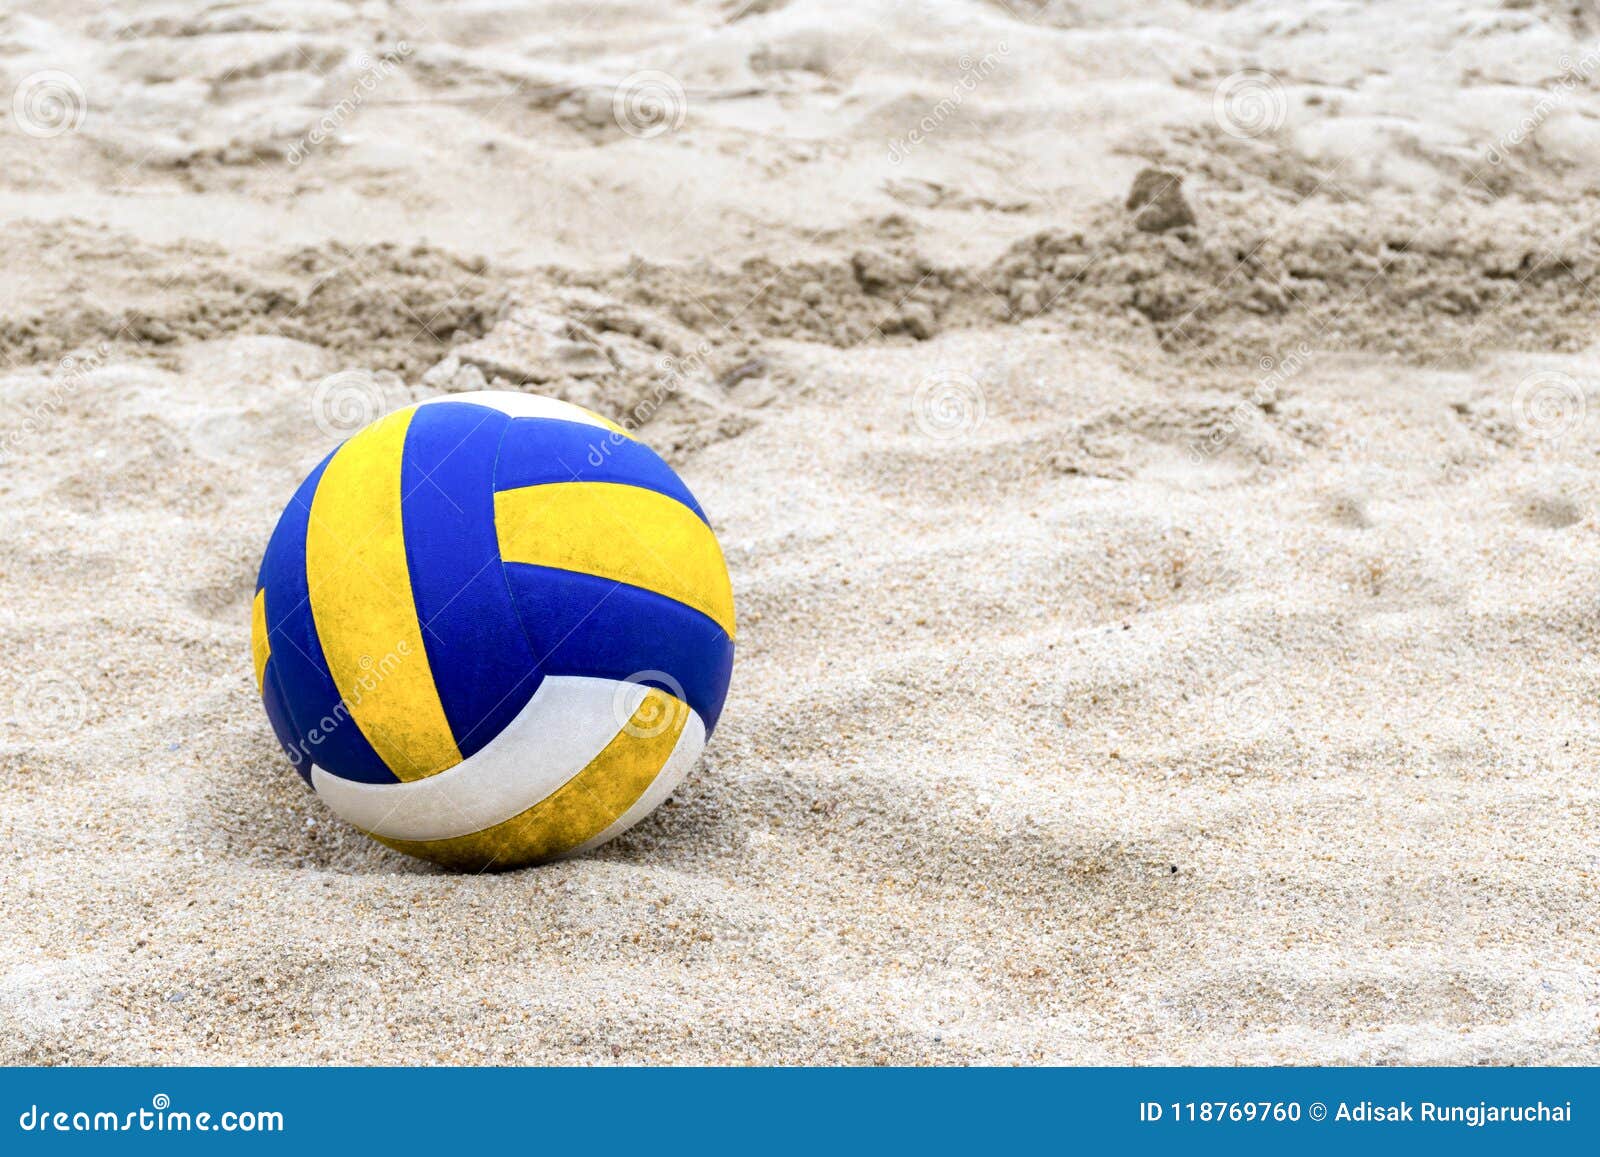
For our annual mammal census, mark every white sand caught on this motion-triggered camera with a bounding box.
[2,0,1599,1064]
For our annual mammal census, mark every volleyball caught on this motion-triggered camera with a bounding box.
[250,391,735,870]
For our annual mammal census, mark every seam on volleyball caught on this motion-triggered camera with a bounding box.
[558,471,732,639]
[397,404,500,761]
[258,450,391,780]
[349,410,528,845]
[282,411,499,787]
[355,685,691,850]
[500,413,710,526]
[319,403,514,780]
[488,408,542,706]
[500,561,733,645]
[521,455,734,640]
[270,467,410,785]
[350,587,629,861]
[350,410,533,840]
[350,415,575,858]
[306,407,457,781]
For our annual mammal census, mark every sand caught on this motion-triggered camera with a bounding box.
[2,0,1599,1064]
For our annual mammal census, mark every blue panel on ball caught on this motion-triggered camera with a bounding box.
[260,662,311,784]
[400,402,543,758]
[501,563,735,733]
[494,416,709,523]
[258,453,399,785]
